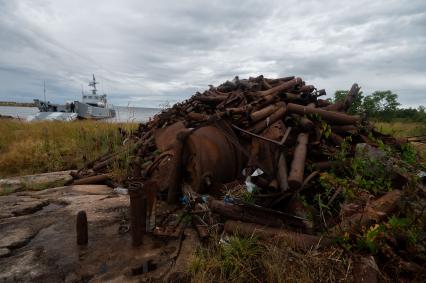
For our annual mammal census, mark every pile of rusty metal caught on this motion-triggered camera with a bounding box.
[72,75,421,258]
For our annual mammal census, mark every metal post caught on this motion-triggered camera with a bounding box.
[76,210,88,246]
[129,188,147,247]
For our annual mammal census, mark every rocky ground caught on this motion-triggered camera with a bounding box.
[0,180,194,282]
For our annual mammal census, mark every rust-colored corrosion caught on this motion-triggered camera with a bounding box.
[184,126,246,193]
[129,188,147,247]
[76,210,88,246]
[287,103,361,125]
[224,220,332,249]
[288,133,309,190]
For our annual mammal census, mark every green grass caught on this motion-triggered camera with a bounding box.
[374,121,426,161]
[374,121,426,137]
[0,120,136,178]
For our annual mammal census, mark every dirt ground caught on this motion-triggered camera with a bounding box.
[0,185,195,282]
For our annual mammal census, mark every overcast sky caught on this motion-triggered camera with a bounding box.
[0,0,425,107]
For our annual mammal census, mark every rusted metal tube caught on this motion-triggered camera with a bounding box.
[73,174,109,185]
[250,104,277,122]
[224,220,331,249]
[277,152,289,192]
[251,102,287,133]
[291,114,314,131]
[187,112,209,121]
[287,103,361,125]
[194,95,227,103]
[129,189,147,247]
[76,210,88,246]
[258,77,302,97]
[288,133,309,190]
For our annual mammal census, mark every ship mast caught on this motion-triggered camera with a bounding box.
[43,80,47,102]
[88,74,98,95]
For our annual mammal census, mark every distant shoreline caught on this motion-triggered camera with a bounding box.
[0,101,35,107]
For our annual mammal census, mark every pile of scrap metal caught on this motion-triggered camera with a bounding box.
[72,75,425,279]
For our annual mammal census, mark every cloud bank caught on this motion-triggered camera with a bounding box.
[1,0,425,107]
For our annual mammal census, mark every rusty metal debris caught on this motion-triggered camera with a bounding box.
[71,75,424,280]
[76,210,88,246]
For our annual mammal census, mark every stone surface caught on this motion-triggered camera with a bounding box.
[0,227,36,249]
[0,248,10,258]
[0,184,195,282]
[0,170,74,195]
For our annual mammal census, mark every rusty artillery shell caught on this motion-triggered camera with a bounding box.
[251,102,287,133]
[250,104,277,122]
[288,133,309,190]
[258,77,302,97]
[277,152,289,192]
[129,189,147,247]
[287,103,361,125]
[76,210,88,246]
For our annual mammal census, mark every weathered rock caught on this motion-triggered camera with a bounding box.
[0,248,10,258]
[0,227,36,249]
[12,199,49,216]
[0,170,74,195]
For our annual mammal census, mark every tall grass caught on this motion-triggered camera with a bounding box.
[187,235,352,282]
[374,121,426,161]
[374,121,426,137]
[0,120,136,178]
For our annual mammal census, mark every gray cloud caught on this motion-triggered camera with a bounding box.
[0,0,425,107]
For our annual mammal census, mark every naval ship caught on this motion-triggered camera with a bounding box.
[31,75,116,121]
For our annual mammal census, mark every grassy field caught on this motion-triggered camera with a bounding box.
[374,121,426,137]
[0,119,136,178]
[374,121,426,160]
[0,120,424,178]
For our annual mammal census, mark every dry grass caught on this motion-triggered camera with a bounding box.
[374,121,426,138]
[0,119,136,178]
[187,235,352,283]
[374,121,426,161]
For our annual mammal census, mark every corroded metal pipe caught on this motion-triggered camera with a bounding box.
[250,104,277,122]
[287,103,361,125]
[288,133,309,190]
[224,220,331,249]
[251,102,287,133]
[76,210,88,246]
[129,188,147,247]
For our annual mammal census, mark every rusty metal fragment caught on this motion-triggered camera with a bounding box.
[224,220,332,249]
[76,210,88,246]
[287,103,361,125]
[288,133,309,190]
[129,188,147,247]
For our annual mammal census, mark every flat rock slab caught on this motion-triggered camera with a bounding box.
[0,248,10,258]
[0,170,74,195]
[0,227,36,249]
[0,184,195,282]
[0,195,49,219]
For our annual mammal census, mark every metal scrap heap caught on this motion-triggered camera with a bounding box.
[73,75,425,281]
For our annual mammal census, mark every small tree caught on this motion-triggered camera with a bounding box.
[361,91,400,120]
